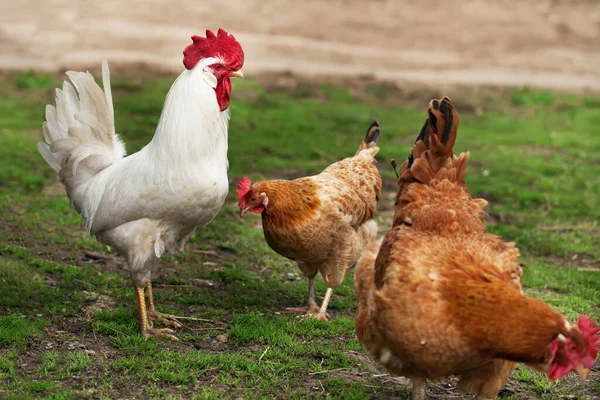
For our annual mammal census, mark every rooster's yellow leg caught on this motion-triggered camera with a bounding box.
[144,281,182,329]
[134,285,150,332]
[133,284,178,340]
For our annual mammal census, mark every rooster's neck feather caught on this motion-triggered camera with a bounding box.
[147,57,230,167]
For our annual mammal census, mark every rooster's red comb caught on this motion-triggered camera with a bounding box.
[183,28,244,71]
[578,315,600,361]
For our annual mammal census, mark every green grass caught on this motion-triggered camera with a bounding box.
[0,69,598,399]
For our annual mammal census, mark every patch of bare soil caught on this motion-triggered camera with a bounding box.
[81,291,117,316]
[19,315,117,374]
[539,253,600,270]
[1,0,600,93]
[13,314,227,398]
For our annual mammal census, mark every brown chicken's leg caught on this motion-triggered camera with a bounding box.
[311,287,333,322]
[306,276,319,314]
[144,281,182,330]
[411,377,426,400]
[285,275,320,315]
[133,282,178,340]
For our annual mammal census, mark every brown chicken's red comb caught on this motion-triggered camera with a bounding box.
[578,315,600,360]
[236,177,252,207]
[183,28,244,71]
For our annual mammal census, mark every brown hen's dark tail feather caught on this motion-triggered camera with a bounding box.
[399,97,462,186]
[407,97,458,167]
[357,119,381,154]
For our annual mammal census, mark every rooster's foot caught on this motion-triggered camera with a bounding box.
[147,310,183,329]
[142,328,179,341]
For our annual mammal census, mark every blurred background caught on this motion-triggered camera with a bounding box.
[2,0,600,91]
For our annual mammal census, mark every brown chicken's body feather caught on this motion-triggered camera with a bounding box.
[355,98,572,399]
[356,181,526,396]
[357,223,568,397]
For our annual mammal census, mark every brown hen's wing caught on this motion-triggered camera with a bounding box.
[320,120,382,228]
[318,161,381,228]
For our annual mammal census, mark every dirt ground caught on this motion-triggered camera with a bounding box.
[1,0,600,92]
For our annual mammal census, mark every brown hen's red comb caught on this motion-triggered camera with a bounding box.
[578,316,600,360]
[183,28,244,71]
[236,177,252,207]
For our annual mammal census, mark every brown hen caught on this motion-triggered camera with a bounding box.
[354,98,599,399]
[238,120,383,320]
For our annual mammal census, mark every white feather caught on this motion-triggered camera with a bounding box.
[39,61,125,216]
[154,231,165,258]
[203,72,218,88]
[37,142,61,172]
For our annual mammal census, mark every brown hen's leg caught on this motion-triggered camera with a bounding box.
[144,281,182,330]
[411,377,426,400]
[306,276,320,314]
[285,276,320,315]
[311,287,333,322]
[133,284,178,340]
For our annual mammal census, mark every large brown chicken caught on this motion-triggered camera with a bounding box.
[237,120,383,321]
[354,97,599,399]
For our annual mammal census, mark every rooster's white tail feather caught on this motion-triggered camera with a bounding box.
[38,61,126,214]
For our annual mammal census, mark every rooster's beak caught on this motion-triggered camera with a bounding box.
[230,70,244,79]
[575,367,590,380]
[239,207,251,217]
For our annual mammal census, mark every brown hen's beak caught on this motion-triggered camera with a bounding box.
[575,367,590,380]
[230,70,244,79]
[239,207,251,217]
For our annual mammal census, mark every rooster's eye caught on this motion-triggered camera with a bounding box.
[215,65,222,71]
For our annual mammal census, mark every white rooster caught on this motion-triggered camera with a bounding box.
[37,28,244,340]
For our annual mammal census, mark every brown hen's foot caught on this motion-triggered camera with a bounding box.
[142,327,179,341]
[285,304,320,315]
[305,311,330,322]
[285,306,309,313]
[304,287,334,322]
[147,310,183,329]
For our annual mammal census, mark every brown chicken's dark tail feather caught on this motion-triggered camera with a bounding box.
[399,97,462,186]
[407,97,458,167]
[365,119,381,145]
[357,119,381,154]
